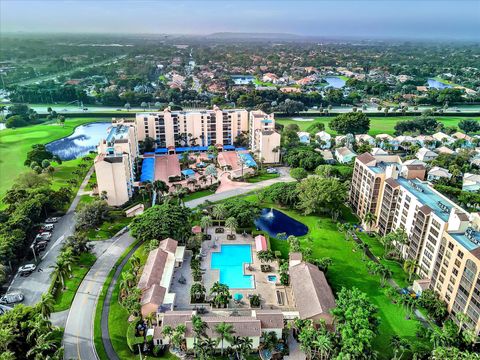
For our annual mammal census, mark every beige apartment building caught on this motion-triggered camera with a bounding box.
[430,215,480,335]
[350,152,480,335]
[135,106,249,147]
[94,119,138,206]
[249,110,280,163]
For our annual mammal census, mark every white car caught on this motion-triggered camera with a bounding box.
[18,264,36,276]
[42,224,55,231]
[0,292,24,305]
[266,168,278,174]
[45,217,59,223]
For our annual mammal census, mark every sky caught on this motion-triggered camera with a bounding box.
[1,0,479,40]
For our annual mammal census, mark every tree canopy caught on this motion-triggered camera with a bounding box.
[329,112,370,135]
[296,176,348,215]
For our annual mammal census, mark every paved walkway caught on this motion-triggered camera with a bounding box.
[284,330,306,360]
[6,166,95,306]
[63,232,135,360]
[185,167,292,208]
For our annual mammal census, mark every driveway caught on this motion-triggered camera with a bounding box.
[6,166,95,306]
[185,167,292,208]
[63,232,135,360]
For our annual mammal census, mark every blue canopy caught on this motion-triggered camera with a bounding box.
[140,157,155,182]
[181,169,195,177]
[155,148,168,154]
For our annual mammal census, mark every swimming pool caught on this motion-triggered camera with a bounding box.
[211,244,254,289]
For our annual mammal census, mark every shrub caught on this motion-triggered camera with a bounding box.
[126,318,144,353]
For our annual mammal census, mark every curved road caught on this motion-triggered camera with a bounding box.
[62,170,291,360]
[63,232,135,360]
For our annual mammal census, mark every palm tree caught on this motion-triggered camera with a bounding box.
[200,215,213,235]
[378,265,392,287]
[214,322,235,356]
[355,242,369,261]
[363,212,377,233]
[455,312,470,334]
[144,312,157,328]
[239,336,253,359]
[170,324,186,350]
[191,314,208,357]
[212,203,227,221]
[26,332,59,359]
[312,334,332,360]
[190,282,206,302]
[38,293,55,319]
[198,338,217,359]
[225,216,238,235]
[403,259,418,282]
[162,325,173,343]
[51,258,70,290]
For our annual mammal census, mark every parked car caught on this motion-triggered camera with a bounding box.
[18,264,36,276]
[266,168,278,174]
[35,232,52,242]
[0,292,24,305]
[45,217,59,223]
[41,224,55,232]
[35,241,48,252]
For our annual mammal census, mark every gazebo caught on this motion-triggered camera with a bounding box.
[255,235,268,252]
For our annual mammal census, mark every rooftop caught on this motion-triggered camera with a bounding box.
[449,229,480,252]
[106,124,130,143]
[396,177,458,222]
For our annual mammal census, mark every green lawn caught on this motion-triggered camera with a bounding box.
[246,172,280,183]
[244,196,428,358]
[87,211,131,241]
[53,252,97,312]
[0,118,102,199]
[276,116,480,136]
[183,189,216,203]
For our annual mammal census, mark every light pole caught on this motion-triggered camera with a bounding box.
[30,244,37,263]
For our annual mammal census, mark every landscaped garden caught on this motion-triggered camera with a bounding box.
[242,191,430,358]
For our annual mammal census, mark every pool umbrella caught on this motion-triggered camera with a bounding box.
[234,293,243,301]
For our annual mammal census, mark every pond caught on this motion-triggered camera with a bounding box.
[46,122,111,160]
[324,76,346,88]
[254,208,308,238]
[428,78,452,89]
[231,75,255,85]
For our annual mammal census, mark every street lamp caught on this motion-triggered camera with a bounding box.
[30,244,37,263]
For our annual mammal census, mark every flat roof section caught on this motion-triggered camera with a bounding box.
[396,177,457,222]
[449,232,480,252]
[106,124,130,143]
[154,155,181,183]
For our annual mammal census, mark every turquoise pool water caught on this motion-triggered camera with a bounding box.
[211,244,254,289]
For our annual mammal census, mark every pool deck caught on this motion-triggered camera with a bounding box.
[199,227,296,310]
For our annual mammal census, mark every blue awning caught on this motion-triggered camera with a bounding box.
[140,157,155,182]
[223,145,235,151]
[155,148,168,154]
[181,169,195,177]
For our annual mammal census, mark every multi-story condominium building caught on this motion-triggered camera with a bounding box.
[350,152,480,335]
[430,214,480,335]
[249,110,280,163]
[135,106,249,147]
[94,119,138,206]
[95,108,280,206]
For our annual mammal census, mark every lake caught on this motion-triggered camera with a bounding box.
[428,78,452,89]
[254,208,309,238]
[46,122,111,160]
[231,75,255,85]
[324,76,346,89]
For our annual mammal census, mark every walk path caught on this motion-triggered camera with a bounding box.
[185,167,292,208]
[63,232,135,360]
[6,166,95,306]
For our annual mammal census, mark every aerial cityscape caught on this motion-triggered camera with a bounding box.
[0,1,479,359]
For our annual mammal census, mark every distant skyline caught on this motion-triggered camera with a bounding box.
[1,0,479,41]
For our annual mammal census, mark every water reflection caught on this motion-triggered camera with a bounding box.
[46,122,110,160]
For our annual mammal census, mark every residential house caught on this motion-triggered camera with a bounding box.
[452,132,474,148]
[297,132,311,144]
[416,147,438,162]
[462,173,480,192]
[415,135,437,149]
[262,73,279,83]
[427,166,452,182]
[436,146,456,155]
[154,310,284,350]
[335,147,357,163]
[371,147,388,156]
[315,131,332,149]
[376,134,399,150]
[433,132,455,145]
[316,149,335,164]
[355,134,375,145]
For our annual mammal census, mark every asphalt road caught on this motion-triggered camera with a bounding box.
[6,167,94,306]
[63,232,135,360]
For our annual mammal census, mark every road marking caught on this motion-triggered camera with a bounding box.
[41,235,64,260]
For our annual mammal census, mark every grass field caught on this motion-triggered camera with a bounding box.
[87,211,131,241]
[53,252,97,312]
[0,118,102,199]
[183,188,216,203]
[276,116,480,136]
[246,172,280,183]
[244,195,429,358]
